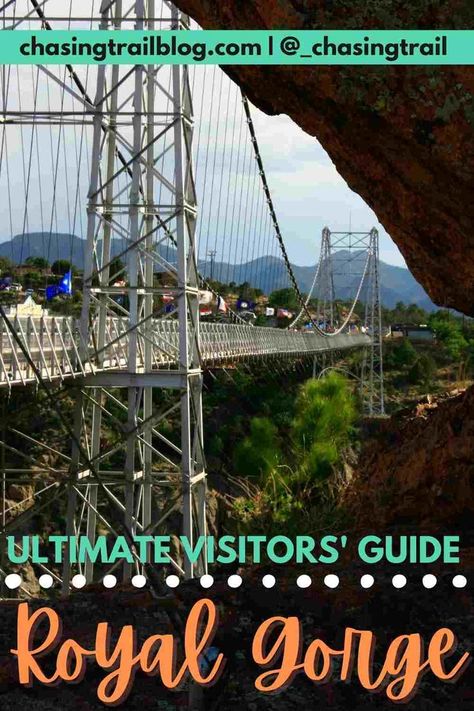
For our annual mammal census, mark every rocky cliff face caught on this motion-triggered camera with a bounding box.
[175,0,474,314]
[346,388,474,529]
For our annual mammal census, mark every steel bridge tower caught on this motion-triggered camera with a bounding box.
[61,1,206,587]
[7,0,212,665]
[316,228,385,416]
[361,228,385,416]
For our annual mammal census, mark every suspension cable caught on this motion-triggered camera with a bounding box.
[289,246,324,328]
[240,93,337,335]
[242,93,372,338]
[241,94,321,326]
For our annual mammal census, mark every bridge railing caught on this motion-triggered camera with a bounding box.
[0,315,370,387]
[0,314,83,386]
[198,322,370,363]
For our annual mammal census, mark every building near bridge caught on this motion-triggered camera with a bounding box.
[14,264,52,278]
[389,324,435,342]
[5,296,48,318]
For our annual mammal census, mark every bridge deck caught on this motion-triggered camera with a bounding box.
[0,315,370,388]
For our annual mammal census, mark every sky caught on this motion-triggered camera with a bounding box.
[0,0,407,270]
[250,108,405,268]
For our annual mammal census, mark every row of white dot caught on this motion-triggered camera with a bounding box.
[1,572,468,591]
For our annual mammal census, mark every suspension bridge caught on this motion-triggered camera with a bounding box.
[0,0,384,592]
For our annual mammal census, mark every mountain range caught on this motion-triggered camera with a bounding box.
[0,232,436,310]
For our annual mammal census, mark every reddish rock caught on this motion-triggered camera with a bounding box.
[175,0,474,314]
[346,387,474,528]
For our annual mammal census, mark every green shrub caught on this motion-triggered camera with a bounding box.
[232,372,357,533]
[407,353,436,385]
[291,372,357,484]
[233,417,280,480]
[386,338,417,369]
[428,312,468,361]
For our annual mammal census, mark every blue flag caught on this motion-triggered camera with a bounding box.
[237,299,256,311]
[46,272,73,301]
[60,271,72,295]
[46,285,61,301]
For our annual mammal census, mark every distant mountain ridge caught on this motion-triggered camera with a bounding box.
[0,232,436,310]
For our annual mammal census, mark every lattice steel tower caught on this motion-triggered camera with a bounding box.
[62,1,207,587]
[319,228,385,416]
[361,228,385,416]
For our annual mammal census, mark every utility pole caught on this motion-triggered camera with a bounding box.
[207,249,217,281]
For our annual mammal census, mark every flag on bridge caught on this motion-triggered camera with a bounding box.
[60,271,72,295]
[45,285,61,301]
[265,307,275,317]
[217,296,227,313]
[45,271,72,301]
[237,299,256,311]
[199,290,213,305]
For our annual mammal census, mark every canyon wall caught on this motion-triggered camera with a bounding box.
[346,389,474,529]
